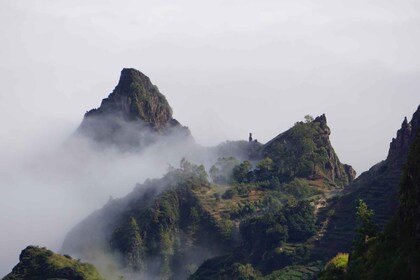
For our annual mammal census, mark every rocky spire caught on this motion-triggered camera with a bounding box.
[84,68,174,130]
[77,68,191,147]
[386,105,420,165]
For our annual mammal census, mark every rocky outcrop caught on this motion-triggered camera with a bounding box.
[77,68,191,148]
[3,246,104,280]
[344,164,357,182]
[261,114,355,187]
[387,105,420,165]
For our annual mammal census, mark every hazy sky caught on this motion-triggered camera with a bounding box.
[0,0,419,275]
[1,0,419,171]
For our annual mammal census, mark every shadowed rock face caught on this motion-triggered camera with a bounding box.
[399,126,420,245]
[77,68,191,148]
[312,105,420,262]
[387,105,420,165]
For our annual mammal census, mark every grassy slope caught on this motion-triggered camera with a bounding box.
[3,246,104,280]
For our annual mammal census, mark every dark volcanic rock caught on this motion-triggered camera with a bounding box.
[387,106,420,165]
[77,68,191,148]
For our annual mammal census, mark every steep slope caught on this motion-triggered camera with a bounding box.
[63,114,354,279]
[321,118,420,280]
[62,163,235,280]
[261,114,355,187]
[3,246,104,280]
[77,68,191,148]
[312,105,420,261]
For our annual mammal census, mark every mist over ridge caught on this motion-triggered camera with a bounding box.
[1,0,420,277]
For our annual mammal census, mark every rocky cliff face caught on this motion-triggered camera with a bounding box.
[77,68,191,148]
[399,128,420,246]
[312,105,420,262]
[338,124,420,280]
[387,105,420,165]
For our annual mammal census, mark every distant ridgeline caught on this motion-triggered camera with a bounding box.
[6,68,419,280]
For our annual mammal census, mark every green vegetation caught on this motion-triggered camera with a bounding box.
[109,159,237,279]
[320,130,420,279]
[67,113,360,279]
[345,131,420,279]
[111,217,146,270]
[210,157,239,184]
[3,246,104,280]
[304,114,314,123]
[352,199,378,255]
[190,201,316,278]
[232,160,253,183]
[275,178,322,199]
[262,263,321,280]
[261,116,353,186]
[318,253,349,280]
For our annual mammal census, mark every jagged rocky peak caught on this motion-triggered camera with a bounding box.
[313,113,331,136]
[77,68,191,147]
[86,68,173,129]
[387,105,420,164]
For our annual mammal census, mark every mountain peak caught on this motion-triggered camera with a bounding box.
[262,115,355,186]
[77,68,191,147]
[314,113,327,125]
[85,68,173,127]
[115,68,155,94]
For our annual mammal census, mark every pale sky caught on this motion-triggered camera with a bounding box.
[0,0,419,275]
[1,0,419,172]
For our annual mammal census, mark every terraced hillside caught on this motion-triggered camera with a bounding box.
[311,105,420,261]
[63,111,354,279]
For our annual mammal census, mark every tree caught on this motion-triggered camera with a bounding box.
[180,158,193,173]
[318,253,349,280]
[232,160,252,183]
[209,157,239,184]
[126,217,145,270]
[255,157,273,181]
[304,114,314,123]
[352,199,378,257]
[355,199,377,243]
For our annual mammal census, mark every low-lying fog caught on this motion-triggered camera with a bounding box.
[0,120,204,276]
[1,0,420,277]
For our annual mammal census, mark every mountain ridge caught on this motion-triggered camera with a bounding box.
[311,105,420,262]
[6,68,417,280]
